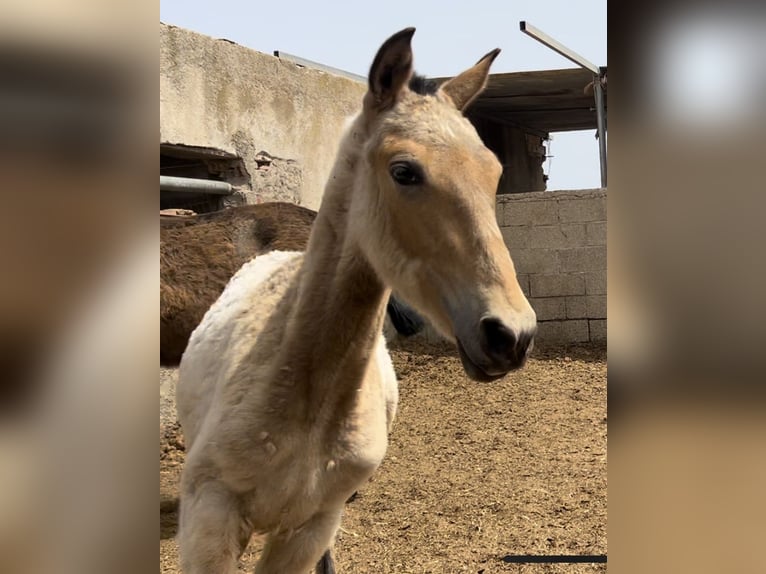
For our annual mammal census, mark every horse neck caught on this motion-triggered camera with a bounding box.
[275,120,390,418]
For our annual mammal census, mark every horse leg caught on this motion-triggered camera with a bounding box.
[315,548,336,574]
[177,478,253,574]
[386,295,425,336]
[254,509,342,574]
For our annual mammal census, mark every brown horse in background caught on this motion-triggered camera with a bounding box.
[160,202,423,365]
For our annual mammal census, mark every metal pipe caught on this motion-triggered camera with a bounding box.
[273,51,366,83]
[593,77,607,187]
[159,176,232,195]
[519,21,600,75]
[519,21,606,187]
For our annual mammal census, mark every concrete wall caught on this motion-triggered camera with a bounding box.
[160,23,367,210]
[497,189,606,344]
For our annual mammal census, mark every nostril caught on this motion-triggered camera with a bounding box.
[479,317,517,358]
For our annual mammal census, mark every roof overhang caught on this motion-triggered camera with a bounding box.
[434,67,607,136]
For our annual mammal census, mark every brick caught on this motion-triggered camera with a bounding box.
[495,201,504,226]
[558,197,606,223]
[503,224,588,250]
[536,320,590,344]
[584,270,607,295]
[585,221,607,245]
[559,246,607,273]
[516,274,531,297]
[511,249,560,275]
[529,297,566,321]
[565,296,588,319]
[501,226,532,249]
[587,295,607,318]
[529,273,585,297]
[589,319,607,342]
[564,295,606,319]
[504,200,559,226]
[522,224,586,249]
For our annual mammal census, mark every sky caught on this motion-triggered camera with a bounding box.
[160,0,607,191]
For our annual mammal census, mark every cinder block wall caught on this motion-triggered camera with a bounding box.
[497,189,606,344]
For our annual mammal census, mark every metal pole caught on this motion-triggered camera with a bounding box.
[519,21,606,187]
[159,176,232,195]
[593,77,607,188]
[519,21,600,75]
[273,51,366,83]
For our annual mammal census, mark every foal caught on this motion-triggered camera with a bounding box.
[176,28,537,573]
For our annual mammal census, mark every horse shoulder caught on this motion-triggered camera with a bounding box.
[177,251,304,447]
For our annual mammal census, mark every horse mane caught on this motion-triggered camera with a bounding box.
[408,73,440,95]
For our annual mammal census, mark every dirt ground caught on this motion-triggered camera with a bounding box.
[160,339,606,573]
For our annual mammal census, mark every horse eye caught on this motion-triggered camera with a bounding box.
[389,162,423,186]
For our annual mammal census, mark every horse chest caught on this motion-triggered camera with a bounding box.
[290,414,389,496]
[235,433,385,531]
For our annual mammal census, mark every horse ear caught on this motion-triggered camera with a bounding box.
[367,27,416,111]
[440,48,500,112]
